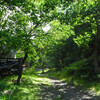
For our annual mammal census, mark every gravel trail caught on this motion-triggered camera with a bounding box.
[40,77,100,100]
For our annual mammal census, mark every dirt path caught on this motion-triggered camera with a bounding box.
[40,76,99,100]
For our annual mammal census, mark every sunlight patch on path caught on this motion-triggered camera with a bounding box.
[39,76,99,100]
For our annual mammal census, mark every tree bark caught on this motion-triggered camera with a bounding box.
[22,52,28,65]
[16,58,23,85]
[93,17,100,73]
[16,52,28,85]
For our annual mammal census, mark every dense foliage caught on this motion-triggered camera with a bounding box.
[0,0,100,78]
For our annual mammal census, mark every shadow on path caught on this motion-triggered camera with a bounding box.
[40,77,100,100]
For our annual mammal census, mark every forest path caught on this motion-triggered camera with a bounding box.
[39,74,99,100]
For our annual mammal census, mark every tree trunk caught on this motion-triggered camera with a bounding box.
[16,52,28,85]
[16,58,23,85]
[22,52,28,64]
[93,18,100,73]
[93,41,100,73]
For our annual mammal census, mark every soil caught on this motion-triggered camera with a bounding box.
[40,76,100,100]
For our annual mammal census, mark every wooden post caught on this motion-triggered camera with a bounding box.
[0,69,3,77]
[16,58,23,85]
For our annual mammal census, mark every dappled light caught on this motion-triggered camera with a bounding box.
[0,0,100,99]
[0,69,100,100]
[0,74,51,100]
[39,76,99,100]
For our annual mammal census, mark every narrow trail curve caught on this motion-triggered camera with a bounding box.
[40,76,100,100]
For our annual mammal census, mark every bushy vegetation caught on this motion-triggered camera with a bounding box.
[0,0,100,98]
[47,58,100,95]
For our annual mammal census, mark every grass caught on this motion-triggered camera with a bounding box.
[0,70,52,100]
[0,65,100,100]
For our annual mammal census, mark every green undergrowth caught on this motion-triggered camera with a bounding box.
[46,59,100,96]
[0,70,51,100]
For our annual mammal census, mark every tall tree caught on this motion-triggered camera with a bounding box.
[59,0,100,73]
